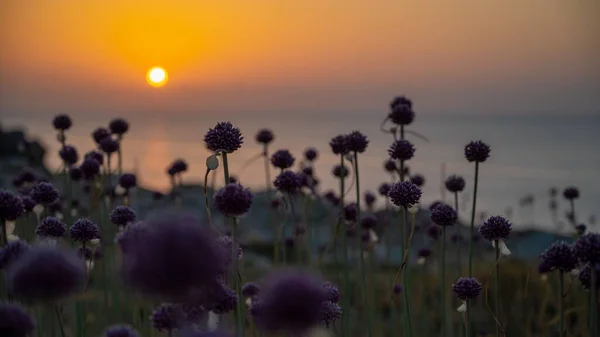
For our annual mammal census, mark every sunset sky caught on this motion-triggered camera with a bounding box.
[1,0,598,118]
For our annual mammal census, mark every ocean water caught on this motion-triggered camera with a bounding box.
[2,112,599,233]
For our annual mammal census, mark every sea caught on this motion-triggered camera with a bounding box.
[2,112,599,234]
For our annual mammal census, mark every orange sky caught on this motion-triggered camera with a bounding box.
[1,0,598,116]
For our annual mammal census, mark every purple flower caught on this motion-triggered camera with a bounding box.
[344,203,357,222]
[104,324,139,337]
[410,174,425,187]
[418,248,432,258]
[332,164,349,179]
[445,175,466,193]
[213,183,253,217]
[0,302,36,337]
[99,137,120,155]
[274,171,301,194]
[92,128,111,144]
[0,190,25,221]
[0,240,30,270]
[563,187,579,200]
[360,215,377,229]
[452,277,482,301]
[388,139,415,161]
[322,282,340,303]
[323,191,339,206]
[302,167,314,177]
[387,181,422,208]
[573,233,600,264]
[364,192,376,207]
[216,235,243,264]
[431,204,457,227]
[346,131,368,153]
[8,247,85,302]
[59,145,79,165]
[578,263,600,290]
[207,282,238,314]
[378,183,391,197]
[118,173,137,190]
[575,224,586,236]
[271,150,295,169]
[479,216,512,241]
[255,129,274,145]
[15,169,37,187]
[30,182,59,205]
[329,135,349,155]
[252,269,326,332]
[540,241,578,273]
[110,206,137,227]
[21,196,35,213]
[389,96,414,125]
[204,122,243,153]
[85,150,104,165]
[172,159,188,174]
[70,218,99,242]
[319,301,342,324]
[242,282,261,297]
[69,167,83,181]
[36,216,67,238]
[80,158,101,180]
[464,141,491,163]
[304,148,318,161]
[52,114,72,131]
[109,118,130,136]
[537,261,552,274]
[151,303,181,332]
[384,159,397,173]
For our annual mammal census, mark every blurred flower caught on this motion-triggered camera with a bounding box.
[426,226,440,241]
[329,135,349,155]
[213,183,253,217]
[346,131,368,153]
[452,277,482,311]
[0,190,25,221]
[479,216,512,255]
[360,215,377,229]
[151,303,181,333]
[410,174,425,187]
[540,241,578,273]
[271,150,295,170]
[0,302,36,337]
[109,118,130,136]
[304,148,318,162]
[104,324,139,337]
[575,224,586,236]
[332,164,349,179]
[255,129,274,145]
[573,233,600,264]
[59,145,79,166]
[563,187,579,200]
[445,175,466,193]
[537,261,552,281]
[319,301,342,324]
[322,282,340,303]
[323,191,339,206]
[70,218,100,243]
[344,203,357,222]
[578,263,600,290]
[30,182,59,206]
[118,173,137,190]
[384,159,397,173]
[378,183,391,197]
[242,282,261,298]
[80,158,101,180]
[0,240,30,270]
[274,171,301,194]
[85,150,104,165]
[388,139,415,161]
[364,192,376,208]
[99,137,120,155]
[204,122,243,153]
[387,181,422,208]
[92,127,111,144]
[109,206,137,229]
[21,196,35,213]
[464,141,491,163]
[417,248,432,265]
[69,167,83,181]
[52,114,72,131]
[431,204,457,227]
[389,96,414,125]
[36,216,67,238]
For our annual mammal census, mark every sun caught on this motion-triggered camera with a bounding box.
[146,67,168,87]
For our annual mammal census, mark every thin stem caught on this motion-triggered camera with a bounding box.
[466,301,470,337]
[591,266,598,337]
[402,208,413,337]
[468,162,479,277]
[340,155,350,337]
[559,271,564,337]
[455,192,462,276]
[263,145,271,196]
[569,199,576,228]
[495,242,500,337]
[442,226,447,337]
[0,218,6,247]
[55,305,66,337]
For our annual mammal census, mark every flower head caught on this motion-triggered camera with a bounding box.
[578,263,600,290]
[323,191,339,206]
[92,127,111,144]
[204,122,243,153]
[563,187,579,200]
[110,206,137,227]
[69,167,83,181]
[576,224,586,236]
[384,159,396,173]
[452,277,482,301]
[464,141,491,163]
[360,215,377,229]
[0,240,30,270]
[104,324,139,337]
[304,148,318,161]
[0,190,25,221]
[540,241,578,273]
[479,216,512,241]
[329,135,349,155]
[445,175,466,193]
[242,282,261,298]
[109,118,130,136]
[388,139,415,161]
[30,182,59,206]
[36,216,67,238]
[59,145,79,165]
[21,196,35,213]
[119,174,137,190]
[573,233,600,264]
[389,96,414,125]
[431,204,457,227]
[410,174,425,187]
[378,183,391,196]
[52,114,72,131]
[70,218,100,242]
[343,203,357,222]
[80,158,101,180]
[332,164,349,179]
[319,301,342,324]
[364,192,376,207]
[171,159,188,174]
[255,129,274,145]
[387,181,422,208]
[346,131,368,153]
[213,183,253,217]
[85,150,104,165]
[99,137,120,155]
[322,282,340,303]
[0,302,36,337]
[271,150,295,169]
[151,303,181,332]
[274,171,301,194]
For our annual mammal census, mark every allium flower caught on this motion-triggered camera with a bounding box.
[118,174,137,190]
[304,148,318,161]
[80,158,101,180]
[0,302,36,337]
[8,247,85,302]
[104,324,139,337]
[389,96,414,125]
[92,128,111,144]
[59,145,79,165]
[563,187,579,200]
[70,218,100,242]
[384,159,397,173]
[21,196,35,213]
[452,277,482,312]
[0,240,30,269]
[271,150,295,169]
[445,175,466,193]
[329,135,349,155]
[387,181,422,208]
[109,118,130,136]
[69,167,83,181]
[242,282,261,298]
[30,182,59,205]
[346,131,368,153]
[417,248,432,265]
[255,129,274,145]
[378,183,391,197]
[204,122,243,153]
[206,283,238,314]
[578,263,600,290]
[36,216,67,238]
[319,301,342,324]
[216,235,243,263]
[331,164,349,179]
[322,282,340,303]
[388,139,415,161]
[360,215,377,229]
[479,216,512,255]
[151,303,181,332]
[364,192,376,207]
[85,150,104,165]
[0,190,25,221]
[119,213,228,300]
[172,159,188,174]
[274,171,301,194]
[52,114,72,131]
[573,233,600,264]
[99,137,119,154]
[213,183,253,217]
[540,241,578,273]
[576,224,586,236]
[464,141,491,163]
[323,191,339,206]
[410,174,425,187]
[252,269,326,332]
[110,206,137,228]
[343,203,357,222]
[431,204,457,227]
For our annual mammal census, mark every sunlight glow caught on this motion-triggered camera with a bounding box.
[146,67,168,87]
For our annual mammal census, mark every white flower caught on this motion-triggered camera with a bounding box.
[33,204,44,217]
[207,311,220,331]
[417,257,426,265]
[115,185,127,196]
[457,301,467,312]
[408,203,420,215]
[492,239,511,256]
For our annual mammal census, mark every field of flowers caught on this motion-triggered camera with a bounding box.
[0,97,597,337]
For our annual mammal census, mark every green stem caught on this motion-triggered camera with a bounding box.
[468,162,479,277]
[466,301,470,337]
[591,266,597,337]
[559,271,564,337]
[340,155,351,337]
[455,192,462,276]
[402,208,413,337]
[117,137,123,176]
[495,242,500,337]
[0,218,6,247]
[55,305,66,337]
[442,226,447,337]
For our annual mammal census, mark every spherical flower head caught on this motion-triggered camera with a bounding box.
[85,150,104,165]
[322,282,340,303]
[464,141,491,163]
[418,248,432,258]
[21,196,35,213]
[0,240,30,270]
[70,218,100,242]
[0,190,25,221]
[59,145,79,165]
[393,284,402,294]
[387,181,422,208]
[151,303,181,332]
[213,183,253,217]
[573,233,600,264]
[270,149,295,170]
[36,216,67,238]
[323,191,339,206]
[207,283,238,314]
[575,224,586,236]
[255,129,274,145]
[99,137,120,154]
[364,192,376,207]
[204,121,243,153]
[16,168,37,186]
[92,127,111,144]
[109,118,130,136]
[172,159,188,174]
[304,148,318,161]
[329,135,349,155]
[52,114,72,131]
[479,216,512,241]
[452,277,482,301]
[578,263,600,290]
[110,206,137,227]
[540,241,578,272]
[360,215,377,229]
[445,175,466,193]
[537,260,552,274]
[242,282,261,298]
[0,302,36,337]
[378,183,391,197]
[431,204,457,227]
[330,164,348,179]
[388,139,415,161]
[410,174,425,187]
[274,171,301,194]
[253,269,326,332]
[384,159,397,173]
[389,96,414,125]
[8,247,85,302]
[119,213,228,300]
[30,182,59,205]
[344,203,357,222]
[80,158,101,180]
[119,173,137,189]
[69,167,83,181]
[563,187,579,200]
[346,131,368,153]
[104,324,139,337]
[319,301,342,324]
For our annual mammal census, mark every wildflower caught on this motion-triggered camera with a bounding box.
[387,181,422,208]
[563,187,579,200]
[445,175,466,193]
[271,150,295,169]
[274,171,301,194]
[21,196,35,213]
[364,192,376,208]
[332,164,349,179]
[70,218,100,243]
[540,241,578,273]
[578,263,600,290]
[80,157,101,180]
[109,118,130,136]
[151,303,181,333]
[323,191,339,206]
[464,141,491,163]
[213,184,253,217]
[479,216,512,256]
[304,148,318,162]
[329,135,349,155]
[109,206,136,229]
[431,204,457,227]
[388,139,415,161]
[0,240,30,270]
[573,233,600,264]
[242,282,261,300]
[576,224,586,236]
[319,301,342,324]
[410,174,425,187]
[255,129,274,145]
[384,159,396,173]
[30,182,59,206]
[0,190,25,222]
[389,96,414,125]
[117,173,137,191]
[104,324,139,337]
[85,150,104,165]
[344,203,357,222]
[59,145,79,166]
[346,131,368,153]
[216,235,243,263]
[69,167,83,181]
[52,114,72,131]
[204,122,243,153]
[452,277,482,312]
[99,137,119,155]
[322,282,340,303]
[92,127,111,144]
[0,302,35,337]
[378,183,391,196]
[417,248,432,265]
[36,216,67,239]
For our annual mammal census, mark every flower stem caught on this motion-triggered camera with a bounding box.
[441,226,447,337]
[54,305,66,337]
[591,266,598,337]
[340,155,351,337]
[468,162,479,277]
[559,270,564,337]
[402,209,413,337]
[454,192,462,276]
[466,301,470,337]
[495,242,500,337]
